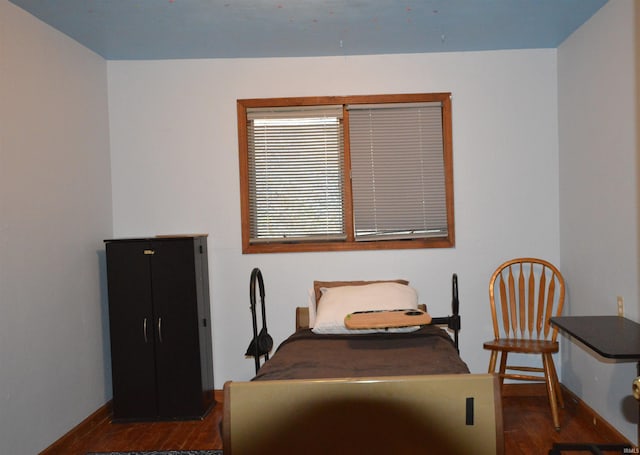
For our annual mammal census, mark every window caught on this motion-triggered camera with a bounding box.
[238,93,454,253]
[247,106,345,243]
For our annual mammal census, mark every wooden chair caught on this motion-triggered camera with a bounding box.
[483,258,566,430]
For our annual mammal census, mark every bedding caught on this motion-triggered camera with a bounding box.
[312,282,420,334]
[253,325,469,381]
[307,279,410,328]
[312,278,410,304]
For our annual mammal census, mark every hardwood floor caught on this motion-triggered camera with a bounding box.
[40,392,224,455]
[41,386,635,455]
[503,385,634,454]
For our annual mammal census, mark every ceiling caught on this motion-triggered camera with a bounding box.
[10,0,608,60]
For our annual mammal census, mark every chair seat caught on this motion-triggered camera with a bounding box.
[484,338,559,354]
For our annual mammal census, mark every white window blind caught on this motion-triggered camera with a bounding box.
[247,106,345,243]
[348,102,448,241]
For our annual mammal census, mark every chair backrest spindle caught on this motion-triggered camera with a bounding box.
[527,263,535,337]
[496,272,507,337]
[517,264,524,337]
[536,267,546,338]
[508,267,517,336]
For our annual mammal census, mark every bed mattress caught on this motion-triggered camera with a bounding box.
[253,325,469,381]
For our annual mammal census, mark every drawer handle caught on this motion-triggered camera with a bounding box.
[158,317,163,343]
[143,318,148,343]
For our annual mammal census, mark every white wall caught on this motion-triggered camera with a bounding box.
[7,0,637,448]
[6,0,635,448]
[0,1,113,453]
[558,0,639,443]
[108,49,560,385]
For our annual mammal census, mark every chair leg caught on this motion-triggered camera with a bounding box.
[542,353,561,430]
[498,352,508,386]
[548,355,564,409]
[488,350,498,373]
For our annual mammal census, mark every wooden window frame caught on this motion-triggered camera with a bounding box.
[238,93,455,254]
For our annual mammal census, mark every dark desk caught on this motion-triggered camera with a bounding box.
[550,316,640,453]
[550,316,640,360]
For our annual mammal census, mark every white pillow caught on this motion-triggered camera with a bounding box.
[307,287,317,328]
[312,282,420,334]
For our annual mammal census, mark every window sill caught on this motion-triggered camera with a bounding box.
[242,236,455,254]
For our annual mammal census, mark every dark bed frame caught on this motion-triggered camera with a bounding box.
[246,270,462,372]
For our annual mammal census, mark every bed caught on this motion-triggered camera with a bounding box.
[223,274,504,454]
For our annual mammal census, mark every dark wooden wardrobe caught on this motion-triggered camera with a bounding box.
[104,235,214,421]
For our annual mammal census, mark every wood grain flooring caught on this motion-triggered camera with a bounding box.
[41,386,635,454]
[503,385,634,454]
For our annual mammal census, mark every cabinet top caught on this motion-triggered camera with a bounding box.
[104,234,208,243]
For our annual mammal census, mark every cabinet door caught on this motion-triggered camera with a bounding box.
[151,238,204,418]
[105,241,158,420]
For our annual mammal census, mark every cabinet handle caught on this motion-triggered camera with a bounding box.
[143,318,148,343]
[158,317,163,343]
